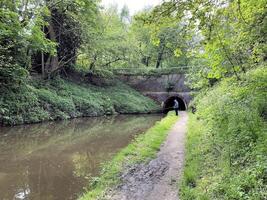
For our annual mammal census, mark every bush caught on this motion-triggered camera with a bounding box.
[72,96,104,116]
[0,83,48,125]
[106,83,159,114]
[180,66,267,200]
[36,88,76,115]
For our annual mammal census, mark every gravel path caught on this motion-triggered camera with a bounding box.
[106,112,188,200]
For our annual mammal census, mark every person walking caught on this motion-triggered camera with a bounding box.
[174,99,179,116]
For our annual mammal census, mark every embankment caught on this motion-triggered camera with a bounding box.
[180,66,267,199]
[0,77,160,126]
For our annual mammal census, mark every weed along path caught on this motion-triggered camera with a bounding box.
[108,112,188,200]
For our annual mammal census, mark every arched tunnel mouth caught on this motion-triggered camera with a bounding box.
[163,96,187,114]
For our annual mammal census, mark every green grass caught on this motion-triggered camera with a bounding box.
[180,66,267,200]
[79,112,178,200]
[0,77,160,125]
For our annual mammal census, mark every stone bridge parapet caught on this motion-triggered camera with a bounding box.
[118,73,193,111]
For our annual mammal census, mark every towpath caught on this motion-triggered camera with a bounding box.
[107,112,188,200]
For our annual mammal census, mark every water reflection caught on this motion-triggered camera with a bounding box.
[0,114,162,200]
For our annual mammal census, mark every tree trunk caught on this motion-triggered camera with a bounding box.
[89,54,98,70]
[46,21,59,74]
[155,39,165,68]
[143,56,150,67]
[41,25,45,77]
[41,52,45,77]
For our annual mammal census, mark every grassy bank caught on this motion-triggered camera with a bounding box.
[180,67,267,199]
[79,112,178,200]
[0,77,160,126]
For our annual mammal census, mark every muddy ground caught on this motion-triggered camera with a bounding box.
[105,112,188,200]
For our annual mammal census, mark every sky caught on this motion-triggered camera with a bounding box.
[101,0,162,15]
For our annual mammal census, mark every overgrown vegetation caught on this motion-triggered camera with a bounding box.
[149,0,266,88]
[0,77,159,126]
[1,0,266,197]
[180,67,267,199]
[79,112,178,200]
[0,0,190,127]
[145,1,267,199]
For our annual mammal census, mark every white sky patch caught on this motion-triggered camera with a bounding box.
[101,0,162,15]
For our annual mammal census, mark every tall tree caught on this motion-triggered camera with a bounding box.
[129,11,190,69]
[77,5,133,72]
[32,0,100,78]
[0,0,55,85]
[149,0,267,88]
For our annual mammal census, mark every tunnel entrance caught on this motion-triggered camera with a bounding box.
[163,96,186,114]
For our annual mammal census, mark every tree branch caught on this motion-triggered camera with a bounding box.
[100,57,123,67]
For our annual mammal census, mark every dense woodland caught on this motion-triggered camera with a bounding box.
[1,0,266,91]
[0,0,266,199]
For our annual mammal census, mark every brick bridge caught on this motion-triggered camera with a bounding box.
[117,72,192,113]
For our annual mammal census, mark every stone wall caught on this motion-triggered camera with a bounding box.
[118,74,191,93]
[118,74,193,110]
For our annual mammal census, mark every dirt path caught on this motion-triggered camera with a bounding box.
[106,112,188,200]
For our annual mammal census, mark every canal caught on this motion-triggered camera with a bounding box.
[0,114,162,200]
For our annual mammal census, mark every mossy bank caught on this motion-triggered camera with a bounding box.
[0,77,160,126]
[180,67,267,199]
[79,112,178,200]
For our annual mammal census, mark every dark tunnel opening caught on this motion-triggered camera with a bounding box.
[163,96,186,114]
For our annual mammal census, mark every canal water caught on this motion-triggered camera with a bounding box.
[0,114,162,200]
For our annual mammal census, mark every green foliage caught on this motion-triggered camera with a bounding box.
[180,67,267,199]
[78,5,132,71]
[128,11,190,69]
[0,7,28,86]
[105,83,159,114]
[76,4,190,74]
[0,77,159,126]
[0,83,49,125]
[79,112,178,200]
[36,89,76,116]
[0,1,55,86]
[150,0,266,88]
